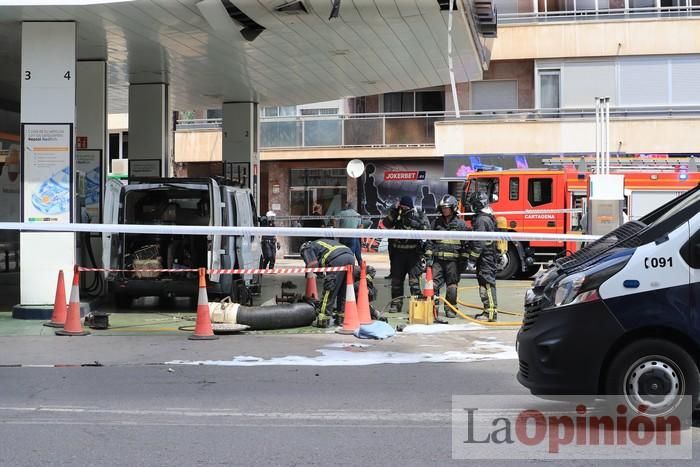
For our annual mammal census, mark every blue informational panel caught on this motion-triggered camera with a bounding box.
[21,123,73,223]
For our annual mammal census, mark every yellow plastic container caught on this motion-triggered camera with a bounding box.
[408,297,434,325]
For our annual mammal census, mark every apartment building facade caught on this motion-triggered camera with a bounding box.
[172,3,700,251]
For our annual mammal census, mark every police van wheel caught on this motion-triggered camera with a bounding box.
[605,338,699,417]
[496,245,520,280]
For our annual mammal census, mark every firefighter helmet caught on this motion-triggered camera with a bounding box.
[438,194,458,213]
[468,191,490,213]
[299,241,312,256]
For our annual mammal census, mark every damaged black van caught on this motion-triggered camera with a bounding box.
[102,177,261,307]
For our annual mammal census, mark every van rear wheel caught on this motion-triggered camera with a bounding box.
[604,338,699,416]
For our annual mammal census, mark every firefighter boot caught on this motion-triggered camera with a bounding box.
[388,296,403,313]
[445,285,458,318]
[314,313,331,328]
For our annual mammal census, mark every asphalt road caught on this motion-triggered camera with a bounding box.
[0,360,698,466]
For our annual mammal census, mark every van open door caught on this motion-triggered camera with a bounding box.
[102,178,123,274]
[208,179,223,283]
[233,190,259,280]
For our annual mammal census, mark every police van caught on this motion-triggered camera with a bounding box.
[517,184,700,413]
[102,177,261,307]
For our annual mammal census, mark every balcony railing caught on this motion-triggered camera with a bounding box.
[498,5,700,24]
[174,106,700,149]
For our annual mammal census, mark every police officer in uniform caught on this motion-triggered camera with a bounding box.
[425,195,469,319]
[300,239,356,323]
[465,191,498,322]
[259,210,279,269]
[382,196,429,313]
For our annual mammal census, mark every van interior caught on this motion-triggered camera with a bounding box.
[121,186,211,276]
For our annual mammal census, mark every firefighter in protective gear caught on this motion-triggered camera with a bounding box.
[300,239,355,324]
[259,210,279,269]
[424,195,469,319]
[466,191,498,322]
[382,196,429,313]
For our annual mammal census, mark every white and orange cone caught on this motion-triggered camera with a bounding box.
[356,261,372,325]
[423,266,434,298]
[336,266,360,335]
[189,268,218,340]
[45,270,68,328]
[305,272,319,300]
[56,266,90,336]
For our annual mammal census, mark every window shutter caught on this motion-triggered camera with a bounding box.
[471,80,518,110]
[619,57,669,106]
[671,56,700,105]
[561,61,616,108]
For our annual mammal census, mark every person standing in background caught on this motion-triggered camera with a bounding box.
[259,210,279,269]
[335,201,363,265]
[302,203,325,245]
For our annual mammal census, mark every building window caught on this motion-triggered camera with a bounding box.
[416,91,444,111]
[262,105,296,117]
[539,70,560,109]
[509,177,519,201]
[528,178,553,207]
[122,132,128,159]
[383,92,414,113]
[300,108,339,116]
[206,108,222,119]
[108,133,120,160]
[353,96,366,113]
[383,91,445,113]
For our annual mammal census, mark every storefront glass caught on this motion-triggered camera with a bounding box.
[0,137,21,306]
[289,168,347,252]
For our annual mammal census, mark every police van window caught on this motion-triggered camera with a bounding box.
[509,178,519,201]
[681,229,700,269]
[528,178,553,207]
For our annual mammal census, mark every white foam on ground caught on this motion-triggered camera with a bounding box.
[166,340,516,367]
[400,323,485,334]
[324,342,371,349]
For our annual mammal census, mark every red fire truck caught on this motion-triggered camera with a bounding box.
[462,162,700,279]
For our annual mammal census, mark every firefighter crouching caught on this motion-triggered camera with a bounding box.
[300,239,356,326]
[466,192,499,322]
[382,196,429,313]
[424,195,469,319]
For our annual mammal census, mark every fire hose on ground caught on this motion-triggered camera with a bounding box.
[436,296,523,327]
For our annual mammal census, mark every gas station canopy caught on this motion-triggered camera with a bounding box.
[0,0,488,112]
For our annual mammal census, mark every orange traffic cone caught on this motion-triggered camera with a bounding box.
[56,266,90,336]
[336,266,360,335]
[189,268,218,340]
[423,265,434,298]
[305,272,318,300]
[356,261,372,325]
[44,270,67,328]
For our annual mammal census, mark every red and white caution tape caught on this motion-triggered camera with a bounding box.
[77,265,350,275]
[78,267,198,273]
[209,266,349,275]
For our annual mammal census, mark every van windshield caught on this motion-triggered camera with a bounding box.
[124,188,211,226]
